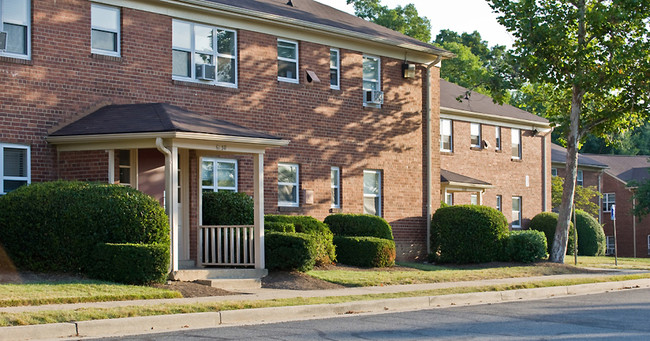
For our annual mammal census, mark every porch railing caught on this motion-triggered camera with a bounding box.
[199,225,255,266]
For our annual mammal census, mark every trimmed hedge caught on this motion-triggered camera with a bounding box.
[324,214,393,240]
[333,236,396,268]
[265,232,318,272]
[265,221,296,233]
[575,209,606,256]
[265,215,336,264]
[0,181,169,274]
[431,205,509,263]
[202,191,253,225]
[88,243,169,284]
[506,230,548,263]
[529,212,575,255]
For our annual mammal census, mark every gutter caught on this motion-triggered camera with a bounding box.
[426,55,442,256]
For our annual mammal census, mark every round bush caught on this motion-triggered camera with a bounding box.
[265,221,296,233]
[89,243,169,284]
[324,214,393,240]
[431,205,509,263]
[265,215,336,264]
[506,230,548,263]
[529,212,575,255]
[265,232,318,272]
[575,209,606,256]
[0,181,169,275]
[333,236,396,268]
[202,191,253,225]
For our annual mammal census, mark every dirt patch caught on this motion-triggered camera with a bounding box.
[262,270,345,290]
[152,281,234,297]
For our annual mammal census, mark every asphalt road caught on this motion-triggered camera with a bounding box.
[94,287,650,340]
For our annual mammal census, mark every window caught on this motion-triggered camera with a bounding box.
[602,193,615,212]
[0,143,30,195]
[329,48,340,89]
[91,4,120,56]
[118,150,137,187]
[0,0,31,59]
[202,158,237,192]
[606,236,615,255]
[440,119,453,152]
[511,128,521,159]
[277,39,298,83]
[470,123,481,148]
[512,196,522,228]
[362,55,380,105]
[495,126,501,150]
[577,170,584,186]
[278,163,299,206]
[496,195,502,212]
[331,167,340,208]
[445,192,453,206]
[470,194,478,205]
[551,168,558,177]
[363,170,381,216]
[172,20,237,87]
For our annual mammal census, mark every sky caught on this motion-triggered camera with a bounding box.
[321,0,515,48]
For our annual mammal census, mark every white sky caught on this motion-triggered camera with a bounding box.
[321,0,515,48]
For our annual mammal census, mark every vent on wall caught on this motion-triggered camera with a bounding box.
[365,90,384,105]
[195,64,216,81]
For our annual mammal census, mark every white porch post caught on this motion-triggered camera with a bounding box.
[107,149,115,183]
[158,137,179,273]
[253,152,265,269]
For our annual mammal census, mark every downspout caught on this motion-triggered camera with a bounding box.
[598,172,603,224]
[426,55,442,255]
[155,138,174,272]
[541,133,547,211]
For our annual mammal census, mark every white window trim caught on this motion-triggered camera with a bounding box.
[331,166,340,208]
[495,126,501,150]
[496,195,502,212]
[278,162,299,207]
[363,169,382,217]
[277,39,299,83]
[511,128,521,160]
[0,0,31,60]
[577,169,584,186]
[512,196,522,228]
[603,193,615,212]
[201,158,238,192]
[329,48,340,90]
[117,149,138,188]
[445,191,453,206]
[171,19,238,88]
[0,143,31,195]
[362,55,381,107]
[91,3,121,57]
[471,123,481,148]
[551,168,558,177]
[470,193,478,205]
[440,119,453,152]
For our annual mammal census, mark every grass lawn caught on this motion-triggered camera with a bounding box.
[566,256,650,270]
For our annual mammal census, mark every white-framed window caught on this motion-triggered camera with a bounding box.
[278,163,299,206]
[602,193,615,212]
[551,168,558,177]
[511,128,521,159]
[0,0,31,59]
[445,192,453,206]
[331,166,340,208]
[329,48,340,90]
[362,55,380,105]
[440,119,453,152]
[363,169,381,216]
[91,4,120,57]
[577,170,584,186]
[606,236,615,255]
[496,195,502,212]
[202,158,237,192]
[512,196,522,228]
[470,193,478,205]
[172,20,237,87]
[277,39,298,83]
[495,126,501,150]
[118,149,137,187]
[0,143,30,195]
[470,123,481,148]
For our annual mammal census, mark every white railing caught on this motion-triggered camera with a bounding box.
[199,225,255,266]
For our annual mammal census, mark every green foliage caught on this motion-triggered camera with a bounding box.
[430,205,509,263]
[529,212,575,255]
[324,214,393,240]
[347,0,432,43]
[89,243,169,284]
[264,221,296,233]
[265,215,336,264]
[505,230,548,263]
[0,181,169,274]
[632,171,650,221]
[551,175,601,218]
[333,236,396,268]
[265,232,318,272]
[202,191,253,225]
[574,209,606,256]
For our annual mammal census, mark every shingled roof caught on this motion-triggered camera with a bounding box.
[581,154,650,183]
[551,143,608,169]
[440,169,492,188]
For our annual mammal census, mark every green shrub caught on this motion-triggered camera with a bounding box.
[575,209,606,256]
[506,230,548,263]
[265,221,296,233]
[431,205,509,263]
[265,232,318,272]
[202,191,253,225]
[0,181,169,274]
[529,212,576,255]
[324,214,393,240]
[333,236,396,267]
[89,243,169,284]
[265,215,336,264]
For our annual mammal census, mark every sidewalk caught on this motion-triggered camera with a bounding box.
[2,269,649,340]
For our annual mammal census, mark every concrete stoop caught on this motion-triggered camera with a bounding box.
[169,268,268,290]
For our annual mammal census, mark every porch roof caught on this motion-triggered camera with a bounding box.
[441,169,493,190]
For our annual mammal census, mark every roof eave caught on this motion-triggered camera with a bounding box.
[442,181,494,190]
[441,106,552,130]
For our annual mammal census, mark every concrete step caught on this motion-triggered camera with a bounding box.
[170,268,267,282]
[195,278,263,291]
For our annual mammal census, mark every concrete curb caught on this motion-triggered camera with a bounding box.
[2,278,649,340]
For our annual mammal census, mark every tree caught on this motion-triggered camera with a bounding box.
[551,176,601,218]
[488,0,650,263]
[631,169,650,220]
[346,0,432,43]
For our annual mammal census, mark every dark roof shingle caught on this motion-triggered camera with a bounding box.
[581,154,650,183]
[440,169,492,186]
[551,143,608,169]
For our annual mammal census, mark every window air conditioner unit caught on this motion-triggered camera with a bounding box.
[195,64,216,81]
[0,31,7,51]
[365,90,384,105]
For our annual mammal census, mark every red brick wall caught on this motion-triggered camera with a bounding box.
[553,166,602,216]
